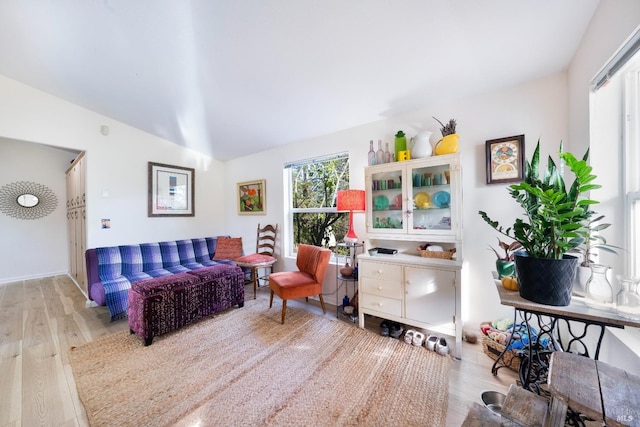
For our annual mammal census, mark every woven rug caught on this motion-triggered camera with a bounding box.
[70,300,450,426]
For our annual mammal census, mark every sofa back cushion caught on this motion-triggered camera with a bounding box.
[120,245,144,275]
[159,241,181,267]
[140,243,164,271]
[191,238,218,267]
[193,238,214,263]
[176,239,197,264]
[157,241,188,273]
[176,239,208,270]
[97,247,123,280]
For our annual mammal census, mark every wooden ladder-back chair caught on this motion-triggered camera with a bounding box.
[268,244,331,324]
[235,224,278,299]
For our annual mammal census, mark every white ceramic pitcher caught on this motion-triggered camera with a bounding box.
[410,131,433,159]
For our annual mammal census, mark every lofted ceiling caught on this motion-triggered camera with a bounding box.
[0,0,599,161]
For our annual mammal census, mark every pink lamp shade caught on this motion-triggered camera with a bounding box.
[337,190,365,245]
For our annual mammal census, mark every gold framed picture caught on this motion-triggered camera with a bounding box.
[237,179,266,215]
[485,135,525,184]
[148,162,195,217]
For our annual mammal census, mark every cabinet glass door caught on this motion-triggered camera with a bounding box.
[408,162,453,233]
[369,166,405,232]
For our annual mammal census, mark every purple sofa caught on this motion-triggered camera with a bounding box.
[85,237,241,321]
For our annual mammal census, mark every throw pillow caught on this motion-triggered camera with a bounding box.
[213,237,243,260]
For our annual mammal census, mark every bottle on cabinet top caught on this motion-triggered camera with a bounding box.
[368,140,376,166]
[376,140,385,165]
[384,142,392,163]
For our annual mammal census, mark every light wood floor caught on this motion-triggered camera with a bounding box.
[0,275,518,426]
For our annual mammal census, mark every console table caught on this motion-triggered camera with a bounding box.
[492,280,640,393]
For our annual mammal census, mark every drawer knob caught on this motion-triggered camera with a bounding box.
[377,269,383,274]
[377,286,383,291]
[377,302,383,307]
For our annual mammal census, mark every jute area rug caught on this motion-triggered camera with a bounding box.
[70,300,450,426]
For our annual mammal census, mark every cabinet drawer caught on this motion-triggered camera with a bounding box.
[360,261,402,281]
[360,278,402,299]
[360,293,402,317]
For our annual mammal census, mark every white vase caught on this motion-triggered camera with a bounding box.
[410,131,433,159]
[584,264,615,311]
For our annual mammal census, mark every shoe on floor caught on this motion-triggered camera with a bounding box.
[389,322,404,339]
[436,337,449,356]
[412,331,425,346]
[426,335,438,351]
[404,329,416,344]
[380,320,390,337]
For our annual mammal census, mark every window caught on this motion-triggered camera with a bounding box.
[629,195,640,276]
[591,33,640,349]
[285,153,350,255]
[624,62,640,276]
[591,26,640,277]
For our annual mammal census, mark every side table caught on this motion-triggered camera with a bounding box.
[334,242,362,322]
[492,276,640,394]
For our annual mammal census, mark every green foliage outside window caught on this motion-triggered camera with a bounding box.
[291,156,350,250]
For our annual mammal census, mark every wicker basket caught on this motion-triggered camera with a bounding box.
[481,335,521,372]
[417,248,456,260]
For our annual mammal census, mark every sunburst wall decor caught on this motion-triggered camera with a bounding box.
[0,181,58,220]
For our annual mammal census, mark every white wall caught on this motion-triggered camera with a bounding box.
[0,75,227,283]
[226,72,570,326]
[0,138,76,281]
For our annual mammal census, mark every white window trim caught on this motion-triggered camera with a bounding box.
[619,58,640,348]
[283,152,348,259]
[624,62,640,276]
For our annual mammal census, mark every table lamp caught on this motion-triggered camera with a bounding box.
[337,189,366,245]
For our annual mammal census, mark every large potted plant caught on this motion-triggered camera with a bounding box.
[479,140,600,306]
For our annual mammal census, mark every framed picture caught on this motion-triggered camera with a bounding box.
[485,135,525,184]
[237,179,266,215]
[148,162,195,217]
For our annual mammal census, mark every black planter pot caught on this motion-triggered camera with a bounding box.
[514,254,578,306]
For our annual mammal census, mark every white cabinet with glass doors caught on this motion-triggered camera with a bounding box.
[360,153,463,359]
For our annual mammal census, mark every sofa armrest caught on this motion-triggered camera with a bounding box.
[85,248,104,304]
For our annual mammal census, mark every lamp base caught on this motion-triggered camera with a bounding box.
[343,211,359,246]
[343,236,358,245]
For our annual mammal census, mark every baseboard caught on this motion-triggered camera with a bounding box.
[65,273,92,303]
[0,270,68,285]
